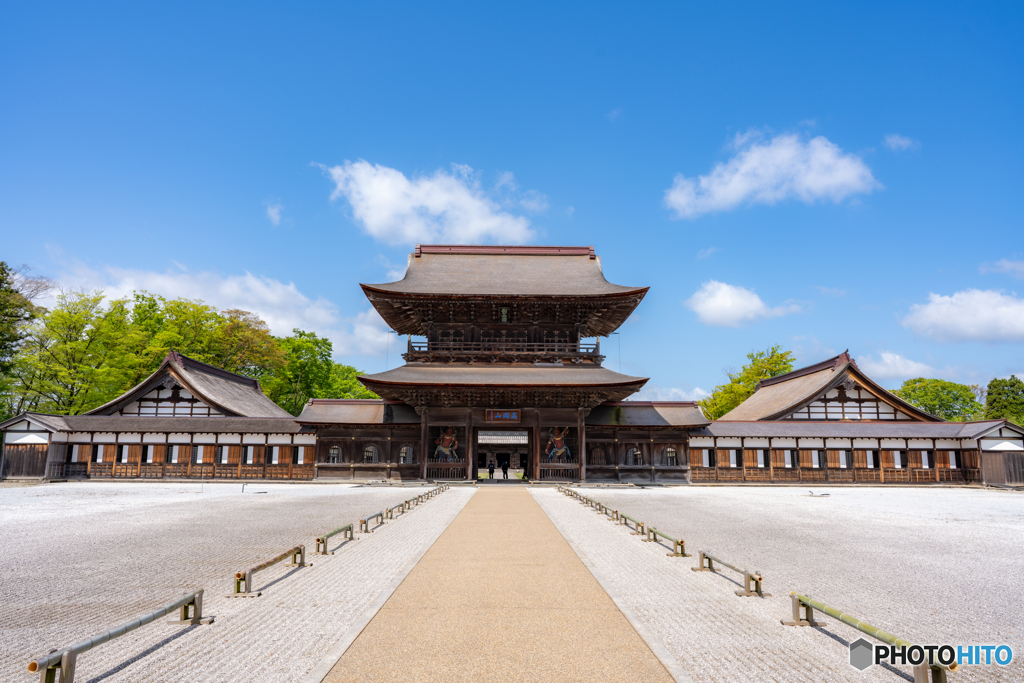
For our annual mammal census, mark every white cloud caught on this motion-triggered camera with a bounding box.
[814,285,846,297]
[684,280,800,327]
[981,259,1024,278]
[265,202,283,226]
[518,190,550,213]
[903,289,1024,342]
[664,132,879,219]
[695,247,719,259]
[859,351,934,380]
[632,385,709,401]
[884,134,919,151]
[607,108,622,122]
[52,262,391,356]
[320,160,535,245]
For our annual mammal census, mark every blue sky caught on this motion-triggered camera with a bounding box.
[3,2,1023,399]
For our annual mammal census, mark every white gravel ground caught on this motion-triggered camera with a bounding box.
[0,481,475,683]
[532,486,1023,683]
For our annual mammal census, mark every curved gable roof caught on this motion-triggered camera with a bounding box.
[86,351,291,418]
[718,351,941,422]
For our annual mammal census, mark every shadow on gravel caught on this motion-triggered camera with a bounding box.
[814,626,913,681]
[327,538,356,554]
[254,564,307,593]
[83,624,199,683]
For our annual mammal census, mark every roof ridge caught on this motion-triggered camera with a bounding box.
[166,350,260,387]
[416,244,594,257]
[758,351,850,388]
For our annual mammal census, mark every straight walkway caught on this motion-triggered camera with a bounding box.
[324,487,674,682]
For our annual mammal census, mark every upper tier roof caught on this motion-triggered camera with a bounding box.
[361,245,648,298]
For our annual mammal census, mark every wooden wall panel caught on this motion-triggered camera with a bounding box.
[907,451,923,469]
[128,445,142,464]
[853,450,867,468]
[880,450,895,468]
[228,445,242,465]
[936,451,950,469]
[799,450,813,468]
[742,449,756,467]
[962,449,979,469]
[826,450,840,468]
[103,445,117,463]
[770,449,786,468]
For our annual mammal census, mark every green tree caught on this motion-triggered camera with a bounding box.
[12,291,126,414]
[985,375,1024,426]
[328,362,378,399]
[0,262,35,377]
[0,263,51,420]
[8,290,290,415]
[263,330,336,415]
[699,344,795,419]
[891,378,984,421]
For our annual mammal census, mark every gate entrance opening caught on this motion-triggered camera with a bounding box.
[477,430,529,480]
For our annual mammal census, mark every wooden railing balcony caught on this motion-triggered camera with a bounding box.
[404,339,604,364]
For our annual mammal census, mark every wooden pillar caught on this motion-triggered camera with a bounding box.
[466,410,474,481]
[420,408,429,480]
[768,438,774,482]
[741,437,746,482]
[577,408,587,482]
[533,409,541,480]
[387,429,394,480]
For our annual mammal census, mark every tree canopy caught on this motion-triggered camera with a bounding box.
[0,289,376,419]
[985,375,1024,426]
[699,344,795,419]
[890,377,984,421]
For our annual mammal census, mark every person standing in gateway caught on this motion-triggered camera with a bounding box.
[488,461,495,479]
[501,460,509,479]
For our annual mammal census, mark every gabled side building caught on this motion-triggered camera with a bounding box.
[687,352,1024,485]
[0,351,317,480]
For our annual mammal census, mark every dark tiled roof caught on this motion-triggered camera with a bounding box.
[587,402,710,427]
[719,353,939,422]
[359,364,648,388]
[0,413,307,433]
[86,351,292,418]
[362,246,647,297]
[296,400,421,425]
[63,416,306,433]
[696,420,1015,439]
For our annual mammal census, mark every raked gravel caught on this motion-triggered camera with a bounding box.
[0,481,475,683]
[531,486,1023,683]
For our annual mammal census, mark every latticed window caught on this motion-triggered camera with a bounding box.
[363,445,379,463]
[626,447,642,466]
[328,445,342,463]
[665,448,678,466]
[399,445,415,464]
